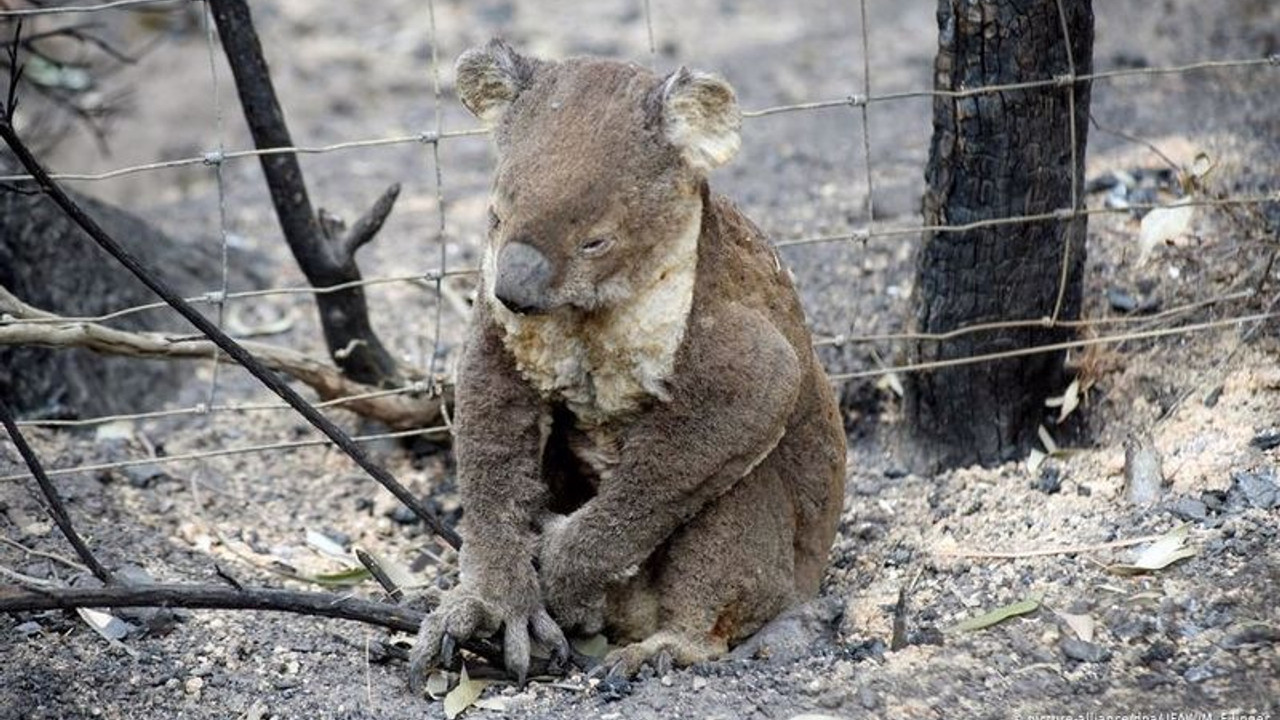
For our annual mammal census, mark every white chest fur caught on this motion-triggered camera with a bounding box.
[483,217,699,427]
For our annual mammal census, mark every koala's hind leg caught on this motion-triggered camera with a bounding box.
[602,464,797,675]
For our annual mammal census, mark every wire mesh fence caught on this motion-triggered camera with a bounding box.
[0,0,1277,483]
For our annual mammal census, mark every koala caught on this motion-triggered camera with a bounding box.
[409,39,846,687]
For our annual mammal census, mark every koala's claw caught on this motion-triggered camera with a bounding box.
[408,589,571,692]
[439,633,457,668]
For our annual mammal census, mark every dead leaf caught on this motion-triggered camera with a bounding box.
[1044,379,1080,424]
[1037,425,1059,454]
[947,594,1042,633]
[1055,611,1096,643]
[473,697,510,711]
[1106,524,1196,575]
[424,670,450,700]
[1137,199,1194,265]
[76,607,133,641]
[305,529,348,559]
[1026,448,1047,474]
[443,665,490,719]
[875,372,905,399]
[94,420,136,442]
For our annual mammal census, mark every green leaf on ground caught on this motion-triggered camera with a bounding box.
[947,594,1043,633]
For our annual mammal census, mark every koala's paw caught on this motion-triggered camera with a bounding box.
[539,515,607,634]
[407,585,568,691]
[594,630,724,678]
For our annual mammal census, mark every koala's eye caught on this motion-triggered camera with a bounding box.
[487,208,502,231]
[579,237,612,255]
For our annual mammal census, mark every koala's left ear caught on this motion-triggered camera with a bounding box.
[658,67,742,173]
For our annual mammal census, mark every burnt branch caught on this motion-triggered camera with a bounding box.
[0,582,425,633]
[0,392,116,585]
[0,286,452,431]
[323,182,402,261]
[0,582,570,674]
[0,100,462,550]
[208,0,402,388]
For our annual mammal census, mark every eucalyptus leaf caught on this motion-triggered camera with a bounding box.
[444,666,490,719]
[947,595,1042,633]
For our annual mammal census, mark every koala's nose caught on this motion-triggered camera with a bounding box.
[494,241,552,315]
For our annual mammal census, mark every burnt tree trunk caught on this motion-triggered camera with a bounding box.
[906,0,1093,470]
[209,0,402,388]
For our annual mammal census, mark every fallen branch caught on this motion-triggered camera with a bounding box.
[0,582,425,634]
[0,391,116,585]
[0,582,572,675]
[0,286,450,431]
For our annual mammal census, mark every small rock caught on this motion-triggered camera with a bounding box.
[1183,663,1220,683]
[387,505,419,525]
[596,675,631,702]
[183,676,204,696]
[691,676,708,691]
[1222,623,1280,649]
[1229,468,1279,510]
[1200,490,1227,513]
[1169,497,1208,522]
[1106,287,1138,313]
[1123,434,1165,505]
[1060,638,1112,663]
[1203,385,1223,408]
[883,467,908,479]
[119,463,168,489]
[1250,430,1280,451]
[14,621,42,637]
[727,596,840,665]
[1032,465,1062,495]
[1135,673,1172,691]
[1139,641,1176,665]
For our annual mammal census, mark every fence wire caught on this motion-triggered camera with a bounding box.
[0,0,1277,482]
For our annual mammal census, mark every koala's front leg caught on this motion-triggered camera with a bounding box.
[409,316,567,689]
[539,306,803,631]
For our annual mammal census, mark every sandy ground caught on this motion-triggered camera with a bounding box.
[1,0,1278,718]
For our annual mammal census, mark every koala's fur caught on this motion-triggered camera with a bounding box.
[409,39,846,685]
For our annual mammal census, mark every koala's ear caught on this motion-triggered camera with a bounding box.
[455,38,537,125]
[658,67,742,173]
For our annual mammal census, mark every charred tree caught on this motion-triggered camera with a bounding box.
[906,0,1093,470]
[209,0,402,388]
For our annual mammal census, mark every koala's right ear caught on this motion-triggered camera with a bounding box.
[455,38,538,125]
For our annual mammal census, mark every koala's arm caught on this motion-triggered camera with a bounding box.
[410,308,566,687]
[452,312,547,572]
[541,304,802,623]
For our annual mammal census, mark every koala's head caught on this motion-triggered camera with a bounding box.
[456,39,741,316]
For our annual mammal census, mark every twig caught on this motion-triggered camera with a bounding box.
[0,535,90,573]
[356,548,404,603]
[0,286,448,431]
[0,393,116,585]
[935,533,1167,560]
[0,87,461,550]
